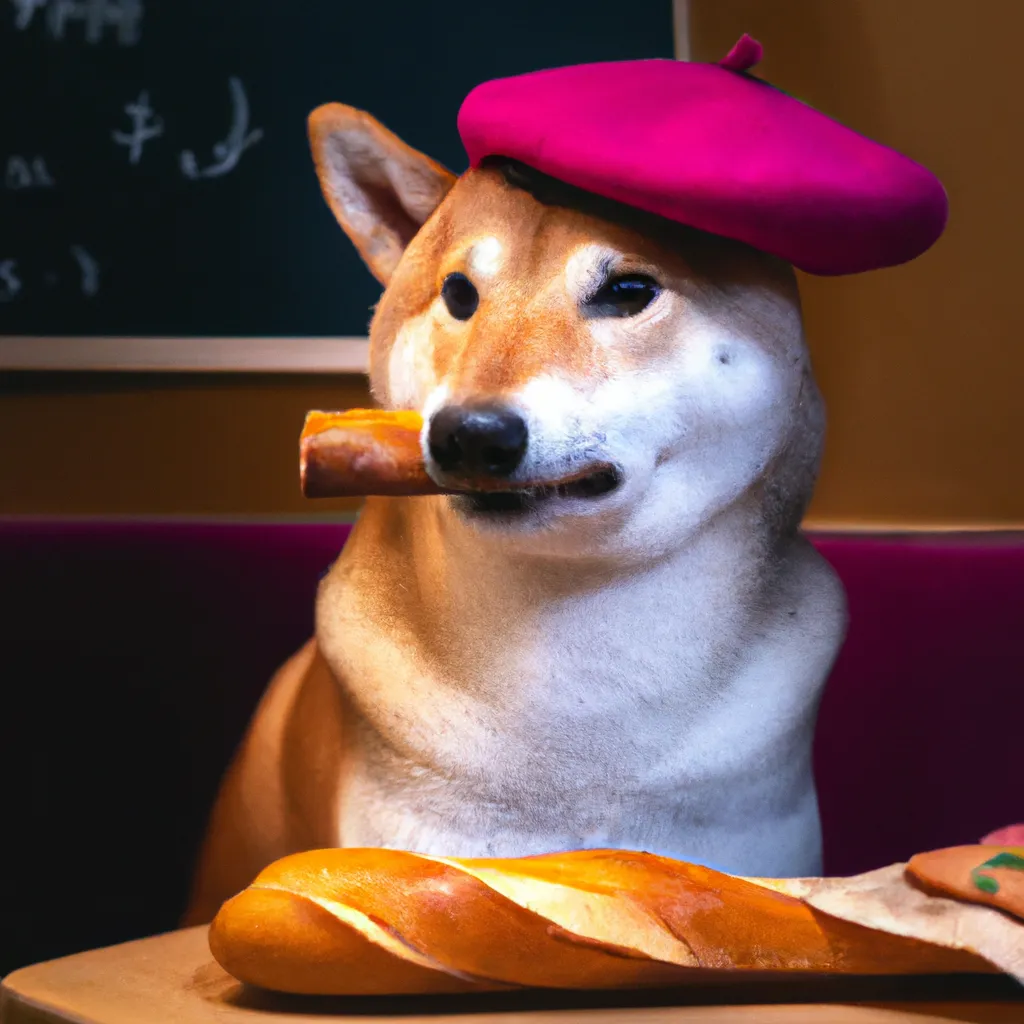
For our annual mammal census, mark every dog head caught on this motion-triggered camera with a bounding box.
[309,105,823,560]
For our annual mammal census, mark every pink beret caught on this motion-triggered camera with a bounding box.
[457,36,948,276]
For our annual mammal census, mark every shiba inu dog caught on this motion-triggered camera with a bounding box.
[182,99,850,926]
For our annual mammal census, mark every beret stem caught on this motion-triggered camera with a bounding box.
[719,34,763,72]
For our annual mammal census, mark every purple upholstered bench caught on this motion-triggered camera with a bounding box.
[1,519,1020,976]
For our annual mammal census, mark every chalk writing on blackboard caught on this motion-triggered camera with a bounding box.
[0,260,22,302]
[105,78,263,177]
[5,155,55,189]
[111,90,164,166]
[70,245,100,296]
[180,77,264,180]
[10,0,143,46]
[0,246,101,301]
[3,30,265,312]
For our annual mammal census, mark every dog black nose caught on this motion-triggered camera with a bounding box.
[428,404,528,477]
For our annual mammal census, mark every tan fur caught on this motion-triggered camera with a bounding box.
[184,105,846,926]
[371,167,803,400]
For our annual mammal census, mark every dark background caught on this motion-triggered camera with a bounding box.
[0,0,674,338]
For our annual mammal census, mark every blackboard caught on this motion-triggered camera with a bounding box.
[0,0,677,350]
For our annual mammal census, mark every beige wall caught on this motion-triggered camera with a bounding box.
[2,0,1023,527]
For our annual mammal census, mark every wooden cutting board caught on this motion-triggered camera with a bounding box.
[1,927,1022,1023]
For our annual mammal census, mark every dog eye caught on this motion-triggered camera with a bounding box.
[586,274,661,318]
[441,273,479,320]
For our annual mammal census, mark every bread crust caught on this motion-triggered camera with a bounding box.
[209,848,996,996]
[300,410,441,498]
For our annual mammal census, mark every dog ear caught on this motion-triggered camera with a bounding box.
[308,104,457,285]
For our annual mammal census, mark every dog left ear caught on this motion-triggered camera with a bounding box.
[308,103,457,285]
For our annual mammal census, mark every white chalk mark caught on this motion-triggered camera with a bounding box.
[10,0,48,30]
[180,77,263,180]
[83,0,140,44]
[32,156,55,185]
[12,0,144,46]
[5,155,56,189]
[0,259,22,302]
[111,90,163,165]
[70,245,99,296]
[5,157,32,189]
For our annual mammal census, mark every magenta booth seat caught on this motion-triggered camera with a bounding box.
[1,519,1020,976]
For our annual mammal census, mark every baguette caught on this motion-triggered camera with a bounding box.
[208,847,1013,997]
[300,410,443,499]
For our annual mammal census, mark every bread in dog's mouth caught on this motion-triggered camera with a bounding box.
[456,465,622,515]
[298,410,622,504]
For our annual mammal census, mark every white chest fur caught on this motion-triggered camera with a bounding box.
[316,505,847,879]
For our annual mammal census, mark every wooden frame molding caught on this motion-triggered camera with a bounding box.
[0,335,370,373]
[674,0,690,60]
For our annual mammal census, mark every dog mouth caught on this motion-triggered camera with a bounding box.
[456,466,623,516]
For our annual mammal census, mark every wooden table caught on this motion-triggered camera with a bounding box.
[1,927,1022,1023]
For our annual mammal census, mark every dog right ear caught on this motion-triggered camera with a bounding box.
[308,104,457,286]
